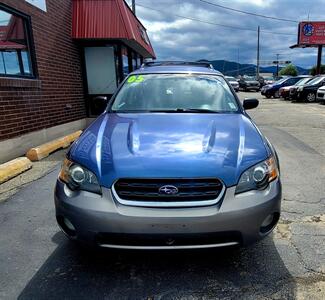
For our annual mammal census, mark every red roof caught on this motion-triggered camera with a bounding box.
[72,0,155,58]
[0,40,26,50]
[0,16,26,51]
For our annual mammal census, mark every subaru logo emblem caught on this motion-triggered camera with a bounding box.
[159,185,179,195]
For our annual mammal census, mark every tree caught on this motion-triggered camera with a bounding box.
[279,64,298,76]
[310,65,325,76]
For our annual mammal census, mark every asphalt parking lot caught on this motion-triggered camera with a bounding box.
[0,92,324,299]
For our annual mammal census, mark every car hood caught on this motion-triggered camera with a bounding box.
[69,113,269,188]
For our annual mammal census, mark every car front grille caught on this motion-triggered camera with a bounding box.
[112,178,225,207]
[317,92,324,98]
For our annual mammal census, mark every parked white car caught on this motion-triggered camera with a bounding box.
[316,86,325,104]
[225,76,239,92]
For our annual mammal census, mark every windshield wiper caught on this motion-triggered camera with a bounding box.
[174,108,221,113]
[112,108,223,113]
[146,108,221,113]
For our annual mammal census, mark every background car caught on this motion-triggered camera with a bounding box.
[225,76,239,92]
[238,76,260,91]
[264,76,275,85]
[295,75,325,102]
[289,77,314,100]
[261,76,307,99]
[279,76,312,100]
[316,86,325,104]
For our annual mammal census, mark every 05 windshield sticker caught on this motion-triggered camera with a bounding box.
[127,75,144,84]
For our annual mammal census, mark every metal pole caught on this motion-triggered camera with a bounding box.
[237,48,239,76]
[256,26,260,78]
[316,45,322,75]
[276,53,280,77]
[132,0,136,14]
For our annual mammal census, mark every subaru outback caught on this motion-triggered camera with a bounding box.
[55,61,281,249]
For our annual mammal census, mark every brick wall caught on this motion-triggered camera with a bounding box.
[0,0,86,141]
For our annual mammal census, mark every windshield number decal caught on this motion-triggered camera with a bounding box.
[127,75,144,84]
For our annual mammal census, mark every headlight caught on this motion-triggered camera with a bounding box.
[59,159,101,194]
[235,156,279,194]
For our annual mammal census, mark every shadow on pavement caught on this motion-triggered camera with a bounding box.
[18,231,296,299]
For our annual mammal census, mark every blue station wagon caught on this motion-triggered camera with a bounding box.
[55,61,281,249]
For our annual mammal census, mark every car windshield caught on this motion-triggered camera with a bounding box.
[274,78,287,85]
[295,78,311,86]
[111,74,239,113]
[306,76,324,85]
[225,76,236,81]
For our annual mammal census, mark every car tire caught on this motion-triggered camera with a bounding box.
[274,91,279,98]
[306,92,316,102]
[265,94,271,99]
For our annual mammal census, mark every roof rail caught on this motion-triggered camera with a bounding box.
[141,61,214,69]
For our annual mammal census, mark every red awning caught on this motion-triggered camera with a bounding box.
[72,0,155,58]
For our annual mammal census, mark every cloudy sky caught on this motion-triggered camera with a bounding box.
[126,0,325,69]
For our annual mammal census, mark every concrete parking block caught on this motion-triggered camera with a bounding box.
[26,130,82,161]
[0,157,33,184]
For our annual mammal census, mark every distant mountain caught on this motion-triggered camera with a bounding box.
[197,59,309,76]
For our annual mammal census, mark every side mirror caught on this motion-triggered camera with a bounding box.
[93,96,108,105]
[243,98,259,110]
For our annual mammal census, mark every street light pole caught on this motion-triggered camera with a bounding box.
[132,0,136,14]
[276,53,280,77]
[256,26,260,78]
[237,48,240,77]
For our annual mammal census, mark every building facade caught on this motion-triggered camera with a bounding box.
[0,0,155,163]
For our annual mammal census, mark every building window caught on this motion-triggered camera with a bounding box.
[0,5,34,77]
[138,26,150,45]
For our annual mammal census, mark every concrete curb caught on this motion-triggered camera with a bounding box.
[26,130,82,161]
[0,157,33,184]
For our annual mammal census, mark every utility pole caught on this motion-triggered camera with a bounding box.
[256,26,260,78]
[276,53,280,77]
[237,48,240,77]
[132,0,136,14]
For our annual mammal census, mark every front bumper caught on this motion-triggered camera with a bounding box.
[261,89,272,96]
[317,91,325,102]
[280,90,290,99]
[54,179,282,249]
[245,86,260,91]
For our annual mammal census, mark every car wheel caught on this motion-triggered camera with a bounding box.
[274,91,279,98]
[265,94,271,99]
[306,92,316,102]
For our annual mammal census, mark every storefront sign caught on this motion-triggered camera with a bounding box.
[25,0,47,12]
[298,21,325,45]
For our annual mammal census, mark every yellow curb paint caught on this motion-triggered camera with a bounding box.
[0,157,32,184]
[26,130,82,161]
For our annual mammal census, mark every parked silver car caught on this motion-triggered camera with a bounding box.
[316,86,325,104]
[225,76,239,92]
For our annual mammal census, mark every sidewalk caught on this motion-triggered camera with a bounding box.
[0,149,66,203]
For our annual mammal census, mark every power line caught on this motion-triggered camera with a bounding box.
[198,0,298,23]
[137,3,295,36]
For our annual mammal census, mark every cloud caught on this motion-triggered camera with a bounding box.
[127,0,325,69]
